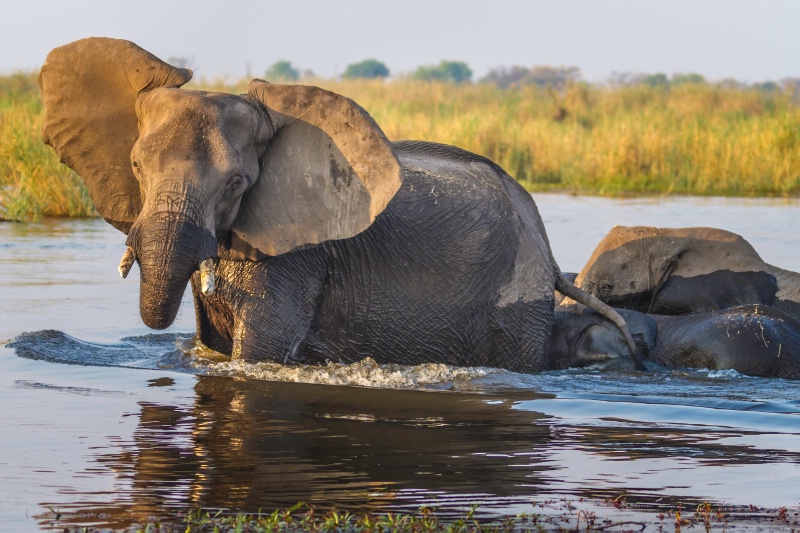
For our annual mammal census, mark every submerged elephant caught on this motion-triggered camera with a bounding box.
[38,38,640,373]
[551,304,800,379]
[570,226,800,316]
[547,307,656,370]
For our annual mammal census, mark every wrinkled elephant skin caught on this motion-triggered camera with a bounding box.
[38,38,641,373]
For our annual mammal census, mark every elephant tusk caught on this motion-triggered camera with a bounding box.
[199,258,216,296]
[118,246,136,279]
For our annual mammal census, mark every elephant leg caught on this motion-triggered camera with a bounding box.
[192,279,235,355]
[230,257,327,364]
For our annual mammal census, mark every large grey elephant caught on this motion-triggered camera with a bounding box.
[570,226,800,317]
[38,38,640,373]
[551,305,800,379]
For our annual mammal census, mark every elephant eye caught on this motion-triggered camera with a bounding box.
[599,281,614,294]
[226,175,246,191]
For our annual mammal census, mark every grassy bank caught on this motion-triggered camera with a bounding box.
[2,72,799,220]
[0,73,94,220]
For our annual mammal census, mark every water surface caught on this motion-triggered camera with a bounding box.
[2,194,800,530]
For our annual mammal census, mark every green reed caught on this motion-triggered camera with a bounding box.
[2,71,799,221]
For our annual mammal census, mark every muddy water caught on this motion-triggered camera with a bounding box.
[2,195,800,530]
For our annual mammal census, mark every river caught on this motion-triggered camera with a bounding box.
[1,194,799,530]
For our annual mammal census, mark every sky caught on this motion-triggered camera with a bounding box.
[2,0,798,84]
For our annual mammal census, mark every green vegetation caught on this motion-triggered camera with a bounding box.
[264,60,299,82]
[2,71,799,221]
[40,499,800,531]
[343,59,390,79]
[481,65,581,89]
[412,61,473,84]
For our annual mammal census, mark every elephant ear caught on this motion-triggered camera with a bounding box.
[38,37,192,233]
[229,79,403,257]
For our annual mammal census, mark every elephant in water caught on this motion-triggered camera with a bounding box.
[38,38,640,373]
[547,306,656,370]
[569,226,800,317]
[550,305,800,379]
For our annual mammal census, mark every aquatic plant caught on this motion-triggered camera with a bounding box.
[38,496,800,532]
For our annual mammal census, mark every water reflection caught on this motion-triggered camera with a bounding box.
[85,377,553,524]
[37,371,800,529]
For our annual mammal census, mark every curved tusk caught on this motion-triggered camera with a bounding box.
[199,258,216,296]
[118,246,136,279]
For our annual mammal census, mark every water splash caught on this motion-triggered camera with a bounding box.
[179,337,491,389]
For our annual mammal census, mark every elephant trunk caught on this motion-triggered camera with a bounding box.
[127,217,217,330]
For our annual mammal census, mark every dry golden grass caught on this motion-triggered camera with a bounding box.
[0,73,94,220]
[2,72,799,220]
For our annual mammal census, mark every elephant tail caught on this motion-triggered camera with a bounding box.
[555,273,646,371]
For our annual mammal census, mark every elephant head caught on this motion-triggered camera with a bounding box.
[573,226,778,314]
[39,38,402,329]
[548,307,656,370]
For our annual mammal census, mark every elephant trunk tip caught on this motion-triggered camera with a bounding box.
[142,313,174,330]
[198,257,216,296]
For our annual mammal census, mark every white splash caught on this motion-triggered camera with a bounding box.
[180,338,490,389]
[705,368,751,379]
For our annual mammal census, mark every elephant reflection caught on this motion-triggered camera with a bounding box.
[104,377,554,520]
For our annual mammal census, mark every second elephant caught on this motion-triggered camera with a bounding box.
[570,226,800,317]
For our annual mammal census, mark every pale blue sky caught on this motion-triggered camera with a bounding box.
[2,0,798,83]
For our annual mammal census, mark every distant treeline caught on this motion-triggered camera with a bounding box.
[258,57,799,95]
[1,70,799,220]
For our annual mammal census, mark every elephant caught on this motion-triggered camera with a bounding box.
[550,304,800,379]
[38,37,641,373]
[548,307,656,370]
[569,226,800,317]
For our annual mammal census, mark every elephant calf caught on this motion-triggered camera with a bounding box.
[550,305,800,379]
[569,226,800,318]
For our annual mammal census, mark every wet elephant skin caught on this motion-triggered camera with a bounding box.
[650,305,800,379]
[195,146,556,371]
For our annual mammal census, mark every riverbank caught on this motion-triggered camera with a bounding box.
[2,72,798,220]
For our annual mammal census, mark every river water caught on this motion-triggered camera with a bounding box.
[2,194,800,530]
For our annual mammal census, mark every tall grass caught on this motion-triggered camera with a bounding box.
[0,73,94,220]
[2,72,799,220]
[310,79,800,196]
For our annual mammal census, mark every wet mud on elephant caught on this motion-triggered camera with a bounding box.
[37,37,641,373]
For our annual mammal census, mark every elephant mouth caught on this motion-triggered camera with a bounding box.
[118,246,216,296]
[125,218,218,330]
